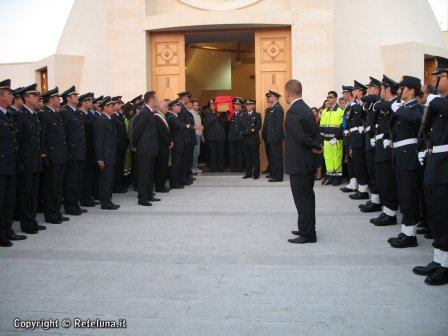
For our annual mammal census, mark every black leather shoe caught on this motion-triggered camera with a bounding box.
[425,267,448,286]
[268,178,283,182]
[265,175,272,178]
[37,225,46,231]
[155,187,170,193]
[79,208,88,213]
[59,216,70,221]
[331,178,342,186]
[320,178,328,185]
[291,231,301,236]
[7,232,27,241]
[138,201,152,206]
[360,202,382,213]
[181,180,192,185]
[253,174,260,179]
[370,213,387,224]
[349,191,369,200]
[413,261,441,276]
[288,235,317,244]
[0,240,13,247]
[114,188,128,193]
[387,232,405,244]
[340,186,356,193]
[46,220,62,224]
[373,215,397,226]
[242,175,252,179]
[416,227,430,235]
[149,197,161,202]
[424,232,434,239]
[101,204,120,210]
[359,200,372,209]
[23,229,38,234]
[65,209,81,216]
[389,234,418,248]
[170,185,184,189]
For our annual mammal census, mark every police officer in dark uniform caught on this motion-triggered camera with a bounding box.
[133,91,159,206]
[168,99,187,189]
[204,103,227,172]
[413,56,448,285]
[95,96,120,210]
[111,96,128,193]
[359,77,382,212]
[261,102,271,175]
[265,90,285,182]
[39,87,69,224]
[0,79,26,246]
[228,97,245,173]
[154,99,172,193]
[59,86,87,216]
[336,85,358,193]
[241,98,262,179]
[78,92,97,207]
[14,84,45,234]
[369,75,400,226]
[8,87,24,114]
[178,92,196,183]
[347,80,370,200]
[386,76,424,248]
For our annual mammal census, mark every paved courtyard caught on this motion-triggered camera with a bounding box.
[0,174,447,336]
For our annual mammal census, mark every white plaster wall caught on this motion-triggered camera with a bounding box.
[0,63,34,88]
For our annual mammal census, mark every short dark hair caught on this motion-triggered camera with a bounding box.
[328,91,338,98]
[144,91,156,103]
[285,79,302,96]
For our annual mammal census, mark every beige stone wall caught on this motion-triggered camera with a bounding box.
[0,63,34,88]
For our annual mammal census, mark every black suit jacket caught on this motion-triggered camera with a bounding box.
[168,112,187,153]
[59,105,86,161]
[228,111,243,142]
[111,112,128,151]
[38,106,67,165]
[79,109,95,161]
[284,99,322,175]
[0,111,17,175]
[179,105,196,145]
[204,111,227,141]
[13,106,42,173]
[241,111,261,146]
[132,106,158,157]
[266,102,285,143]
[154,113,171,155]
[94,114,117,165]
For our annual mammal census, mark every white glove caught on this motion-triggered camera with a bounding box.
[370,138,376,147]
[425,93,440,107]
[359,126,364,133]
[418,150,427,166]
[329,138,337,145]
[383,139,391,149]
[391,101,402,113]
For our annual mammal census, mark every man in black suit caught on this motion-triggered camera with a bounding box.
[265,90,285,182]
[78,92,97,207]
[241,98,262,179]
[228,97,245,173]
[0,79,27,246]
[39,87,70,224]
[178,92,196,183]
[59,86,87,216]
[154,100,172,193]
[95,97,120,210]
[204,107,227,172]
[284,79,323,244]
[14,84,46,234]
[111,96,128,193]
[132,91,160,206]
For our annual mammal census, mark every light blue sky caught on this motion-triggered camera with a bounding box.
[0,0,446,63]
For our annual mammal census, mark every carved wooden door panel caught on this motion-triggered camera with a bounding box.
[150,33,186,100]
[255,28,291,170]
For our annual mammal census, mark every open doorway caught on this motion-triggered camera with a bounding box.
[185,31,255,105]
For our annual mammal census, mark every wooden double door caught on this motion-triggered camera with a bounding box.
[149,28,291,169]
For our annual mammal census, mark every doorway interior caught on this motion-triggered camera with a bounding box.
[185,31,255,105]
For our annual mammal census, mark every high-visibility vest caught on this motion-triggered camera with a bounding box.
[319,104,344,141]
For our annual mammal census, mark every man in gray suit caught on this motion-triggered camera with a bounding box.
[284,80,323,244]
